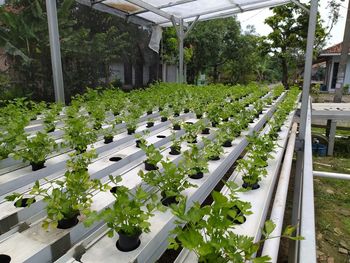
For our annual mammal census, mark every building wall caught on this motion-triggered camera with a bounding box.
[327,56,350,92]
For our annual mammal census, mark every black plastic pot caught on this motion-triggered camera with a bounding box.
[30,161,45,171]
[104,136,113,144]
[144,161,158,171]
[211,122,218,127]
[146,122,154,128]
[14,198,36,208]
[147,110,153,115]
[196,114,202,119]
[110,186,118,194]
[173,112,180,117]
[187,138,197,144]
[209,156,220,161]
[46,127,55,133]
[113,111,120,116]
[189,171,203,180]
[57,213,79,229]
[93,123,102,130]
[127,128,136,135]
[173,124,181,130]
[184,108,190,113]
[161,117,168,122]
[169,146,181,155]
[75,147,86,154]
[0,254,11,263]
[242,182,260,190]
[227,205,246,224]
[116,230,141,252]
[158,107,163,111]
[201,128,210,135]
[161,192,178,206]
[135,139,143,148]
[222,140,232,147]
[222,118,229,122]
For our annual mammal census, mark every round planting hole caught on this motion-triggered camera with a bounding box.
[0,255,11,263]
[109,157,122,162]
[14,198,36,208]
[186,121,194,125]
[157,135,166,138]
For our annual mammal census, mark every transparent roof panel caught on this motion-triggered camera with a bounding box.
[79,0,291,26]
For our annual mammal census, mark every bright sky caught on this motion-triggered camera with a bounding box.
[237,0,349,48]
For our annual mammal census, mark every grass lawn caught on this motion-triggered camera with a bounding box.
[313,156,350,262]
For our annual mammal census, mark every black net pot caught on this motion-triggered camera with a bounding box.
[161,192,179,206]
[209,156,220,161]
[189,171,204,180]
[144,161,158,171]
[222,118,229,122]
[211,122,218,127]
[127,128,136,135]
[116,230,141,252]
[161,117,168,122]
[196,114,202,119]
[242,182,260,190]
[0,254,11,263]
[173,124,181,130]
[169,146,181,155]
[104,136,113,144]
[14,198,36,208]
[113,111,120,116]
[201,128,210,135]
[173,112,180,117]
[146,122,154,128]
[57,212,80,229]
[184,108,190,113]
[158,107,163,111]
[135,140,142,148]
[30,161,45,171]
[147,110,153,115]
[93,123,102,130]
[227,205,247,225]
[47,127,55,133]
[187,138,197,144]
[222,140,232,147]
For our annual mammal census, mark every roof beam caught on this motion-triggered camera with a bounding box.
[290,0,310,13]
[124,0,180,22]
[228,0,243,12]
[157,0,286,25]
[76,0,154,26]
[129,0,196,16]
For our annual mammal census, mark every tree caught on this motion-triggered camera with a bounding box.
[0,0,154,101]
[264,3,327,88]
[185,18,241,83]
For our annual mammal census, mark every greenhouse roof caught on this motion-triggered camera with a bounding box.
[76,0,293,27]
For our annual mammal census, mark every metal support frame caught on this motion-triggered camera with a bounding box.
[290,0,310,13]
[171,16,199,83]
[314,171,350,180]
[327,120,337,156]
[290,0,318,262]
[46,0,65,103]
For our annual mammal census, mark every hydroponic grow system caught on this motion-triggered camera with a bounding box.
[0,0,342,263]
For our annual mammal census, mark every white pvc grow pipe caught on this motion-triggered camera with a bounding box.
[313,171,350,180]
[261,122,298,262]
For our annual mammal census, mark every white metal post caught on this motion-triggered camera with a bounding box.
[291,0,318,262]
[178,19,185,83]
[46,0,65,103]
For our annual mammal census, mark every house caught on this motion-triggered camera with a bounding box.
[318,42,350,92]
